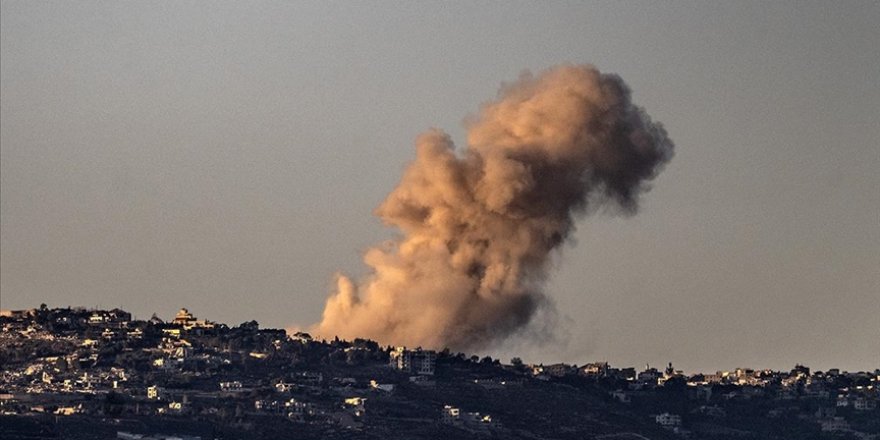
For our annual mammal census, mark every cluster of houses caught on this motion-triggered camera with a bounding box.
[1,306,876,438]
[563,362,879,437]
[517,359,878,437]
[2,307,489,434]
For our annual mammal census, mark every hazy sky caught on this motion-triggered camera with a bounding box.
[2,1,878,373]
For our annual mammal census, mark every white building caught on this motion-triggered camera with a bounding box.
[441,405,460,424]
[820,417,850,432]
[854,397,877,411]
[219,381,243,392]
[146,385,164,400]
[166,401,187,414]
[172,308,215,330]
[655,412,682,428]
[88,313,108,325]
[275,382,296,393]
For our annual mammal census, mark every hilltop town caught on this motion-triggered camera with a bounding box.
[1,306,877,439]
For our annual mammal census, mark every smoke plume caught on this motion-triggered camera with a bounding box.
[311,65,674,351]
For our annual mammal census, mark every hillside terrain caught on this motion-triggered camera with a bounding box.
[1,306,877,439]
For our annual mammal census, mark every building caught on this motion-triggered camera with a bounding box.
[854,397,877,411]
[172,308,195,325]
[286,398,315,421]
[655,412,682,429]
[219,381,243,392]
[171,308,215,331]
[441,405,501,432]
[87,309,131,327]
[275,382,296,393]
[820,417,850,432]
[441,405,460,424]
[638,366,661,384]
[344,397,367,417]
[389,347,436,375]
[291,332,313,343]
[369,380,395,393]
[581,362,609,377]
[146,385,164,400]
[544,363,574,377]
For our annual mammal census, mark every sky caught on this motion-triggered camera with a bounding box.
[1,1,878,373]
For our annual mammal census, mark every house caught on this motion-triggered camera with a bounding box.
[688,384,713,402]
[854,397,877,411]
[166,401,188,414]
[297,371,323,384]
[219,381,243,392]
[441,405,460,424]
[703,372,724,384]
[655,412,682,429]
[254,399,270,411]
[275,382,296,393]
[543,363,574,377]
[369,380,395,393]
[344,397,367,417]
[638,366,661,384]
[88,313,109,325]
[820,417,850,432]
[461,411,500,431]
[581,362,609,377]
[291,332,313,343]
[171,308,215,332]
[87,309,131,327]
[608,367,636,381]
[0,309,35,321]
[172,308,195,325]
[441,405,501,432]
[286,398,316,421]
[54,404,82,416]
[161,328,181,339]
[146,386,164,400]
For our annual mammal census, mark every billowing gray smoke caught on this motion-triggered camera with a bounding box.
[311,64,674,351]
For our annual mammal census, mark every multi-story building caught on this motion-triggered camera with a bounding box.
[389,347,436,375]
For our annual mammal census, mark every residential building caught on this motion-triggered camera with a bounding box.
[655,412,682,428]
[389,347,436,375]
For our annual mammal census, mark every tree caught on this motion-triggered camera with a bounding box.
[237,320,259,331]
